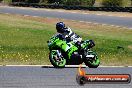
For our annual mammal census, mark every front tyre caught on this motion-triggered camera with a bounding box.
[84,51,100,68]
[49,50,66,68]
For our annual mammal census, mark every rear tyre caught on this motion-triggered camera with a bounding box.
[49,50,66,68]
[84,51,100,68]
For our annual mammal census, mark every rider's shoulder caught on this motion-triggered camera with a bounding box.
[51,33,60,37]
[66,27,72,31]
[55,33,63,37]
[64,27,73,34]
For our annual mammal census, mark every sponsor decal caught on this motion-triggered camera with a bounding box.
[76,65,131,85]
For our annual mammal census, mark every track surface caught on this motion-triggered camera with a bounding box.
[0,6,132,28]
[0,66,132,88]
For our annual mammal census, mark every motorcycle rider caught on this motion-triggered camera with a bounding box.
[56,22,82,64]
[55,22,95,64]
[56,22,82,45]
[56,22,95,48]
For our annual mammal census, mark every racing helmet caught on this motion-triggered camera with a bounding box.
[56,22,66,33]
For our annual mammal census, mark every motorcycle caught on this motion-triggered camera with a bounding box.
[47,34,100,68]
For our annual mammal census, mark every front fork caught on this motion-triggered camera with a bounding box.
[56,50,62,58]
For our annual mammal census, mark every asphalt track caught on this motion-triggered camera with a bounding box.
[0,6,132,28]
[0,66,132,88]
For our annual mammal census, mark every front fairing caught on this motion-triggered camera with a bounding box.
[48,34,78,59]
[48,34,60,49]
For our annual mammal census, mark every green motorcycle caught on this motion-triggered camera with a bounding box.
[47,34,100,68]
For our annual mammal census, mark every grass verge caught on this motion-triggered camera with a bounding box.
[0,13,132,66]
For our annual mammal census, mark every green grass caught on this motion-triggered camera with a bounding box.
[73,24,132,66]
[0,13,132,66]
[2,0,12,4]
[95,0,132,7]
[0,14,56,65]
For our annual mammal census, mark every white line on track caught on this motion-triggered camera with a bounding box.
[0,65,132,68]
[82,13,89,14]
[32,16,39,18]
[2,6,131,18]
[1,12,132,30]
[69,12,78,14]
[79,21,86,23]
[23,15,30,17]
[4,13,9,14]
[2,6,132,18]
[69,19,132,29]
[96,14,102,16]
[57,11,65,13]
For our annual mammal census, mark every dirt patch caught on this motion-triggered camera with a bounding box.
[11,14,99,31]
[70,10,132,18]
[6,13,128,34]
[128,45,132,50]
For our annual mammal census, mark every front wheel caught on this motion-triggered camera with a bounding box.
[49,50,66,68]
[84,51,100,68]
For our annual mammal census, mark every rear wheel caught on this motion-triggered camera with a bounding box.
[49,50,66,68]
[84,51,100,68]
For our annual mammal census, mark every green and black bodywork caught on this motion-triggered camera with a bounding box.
[47,34,100,68]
